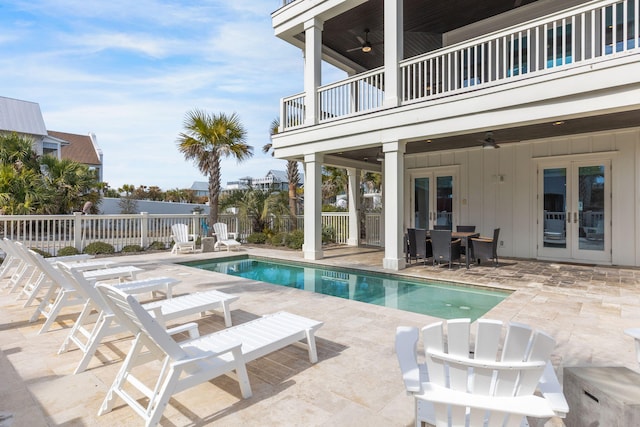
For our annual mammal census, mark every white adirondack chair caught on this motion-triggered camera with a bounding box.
[170,223,197,254]
[57,265,239,374]
[396,318,569,427]
[96,282,324,427]
[213,222,241,251]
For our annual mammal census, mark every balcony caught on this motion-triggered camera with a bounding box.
[280,0,640,131]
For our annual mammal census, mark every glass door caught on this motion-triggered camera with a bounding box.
[538,160,610,262]
[412,171,456,230]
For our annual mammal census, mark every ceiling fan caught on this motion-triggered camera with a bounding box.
[479,131,500,149]
[347,29,374,53]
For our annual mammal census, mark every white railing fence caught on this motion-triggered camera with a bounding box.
[0,212,364,256]
[281,0,639,129]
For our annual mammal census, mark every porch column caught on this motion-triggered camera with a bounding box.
[304,18,323,126]
[303,153,323,260]
[347,167,360,246]
[382,141,406,270]
[383,0,403,108]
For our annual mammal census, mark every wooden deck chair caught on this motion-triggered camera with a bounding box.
[23,250,179,334]
[57,265,239,374]
[170,223,197,254]
[213,222,241,252]
[97,283,324,427]
[396,318,569,427]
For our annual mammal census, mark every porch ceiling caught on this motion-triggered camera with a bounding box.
[305,0,540,71]
[332,109,640,162]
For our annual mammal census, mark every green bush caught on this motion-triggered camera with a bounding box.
[31,248,53,258]
[247,232,268,244]
[121,244,144,253]
[322,225,336,244]
[83,241,115,255]
[285,230,304,249]
[57,246,80,256]
[148,241,166,250]
[271,232,288,247]
[30,248,52,258]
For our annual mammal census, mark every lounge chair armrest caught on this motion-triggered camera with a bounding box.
[228,232,238,239]
[416,383,557,418]
[167,322,200,339]
[173,340,244,368]
[188,234,198,241]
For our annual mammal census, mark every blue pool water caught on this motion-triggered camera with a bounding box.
[183,257,509,321]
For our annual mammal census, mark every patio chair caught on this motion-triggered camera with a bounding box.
[395,319,569,427]
[430,229,461,269]
[22,248,180,334]
[471,228,500,266]
[213,222,241,252]
[96,283,324,427]
[57,265,239,374]
[170,223,198,254]
[407,228,430,265]
[456,225,476,256]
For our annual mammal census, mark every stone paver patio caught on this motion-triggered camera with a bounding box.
[2,245,640,426]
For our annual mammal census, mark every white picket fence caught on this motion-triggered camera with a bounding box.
[0,211,365,255]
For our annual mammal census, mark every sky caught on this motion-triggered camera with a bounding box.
[0,0,341,191]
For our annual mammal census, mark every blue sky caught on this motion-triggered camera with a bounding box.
[0,1,334,191]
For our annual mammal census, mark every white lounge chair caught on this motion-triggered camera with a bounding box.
[625,328,640,365]
[22,248,180,334]
[57,265,239,374]
[96,282,323,427]
[396,318,569,427]
[213,222,241,251]
[170,223,198,254]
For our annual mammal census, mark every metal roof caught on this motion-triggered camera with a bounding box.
[0,96,47,136]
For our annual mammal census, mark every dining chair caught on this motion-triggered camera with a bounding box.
[456,225,476,232]
[430,230,461,268]
[471,228,500,266]
[407,228,429,265]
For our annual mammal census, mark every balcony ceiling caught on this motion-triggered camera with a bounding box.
[313,0,540,70]
[331,110,640,163]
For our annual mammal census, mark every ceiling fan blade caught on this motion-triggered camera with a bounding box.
[346,46,363,52]
[356,36,365,44]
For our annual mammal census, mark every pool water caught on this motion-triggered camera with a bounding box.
[183,257,509,321]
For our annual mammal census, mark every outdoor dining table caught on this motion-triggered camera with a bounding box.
[426,230,480,269]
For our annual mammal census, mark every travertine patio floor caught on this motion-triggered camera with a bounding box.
[2,245,640,426]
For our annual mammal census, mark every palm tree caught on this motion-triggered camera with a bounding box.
[263,117,300,229]
[39,155,100,214]
[178,110,252,226]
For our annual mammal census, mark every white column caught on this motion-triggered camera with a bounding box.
[304,18,323,126]
[347,167,360,246]
[304,153,323,260]
[383,0,403,108]
[382,140,406,270]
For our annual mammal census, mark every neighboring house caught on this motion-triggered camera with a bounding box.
[193,170,298,198]
[271,0,640,269]
[0,96,66,158]
[48,131,104,182]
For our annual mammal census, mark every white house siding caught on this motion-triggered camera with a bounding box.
[404,127,640,266]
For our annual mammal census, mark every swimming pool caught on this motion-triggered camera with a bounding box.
[182,257,509,321]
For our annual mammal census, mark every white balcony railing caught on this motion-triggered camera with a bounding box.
[318,68,385,122]
[281,0,640,130]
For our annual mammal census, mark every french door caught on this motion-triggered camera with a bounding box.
[537,159,611,263]
[411,169,457,230]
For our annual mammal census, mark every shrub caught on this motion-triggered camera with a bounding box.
[247,232,268,244]
[322,226,336,244]
[286,230,304,249]
[148,241,166,250]
[83,241,115,255]
[121,244,144,253]
[271,232,288,247]
[57,246,80,256]
[30,248,52,258]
